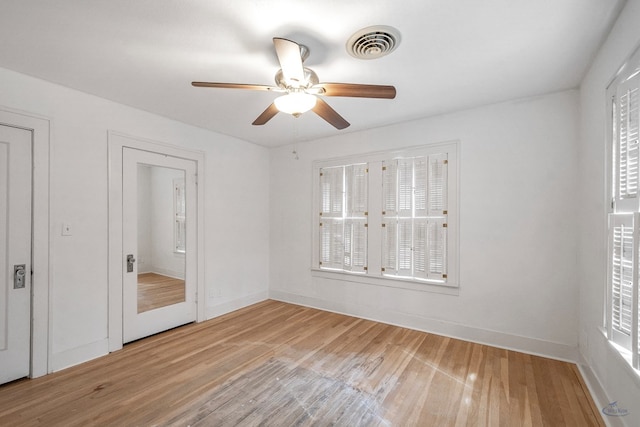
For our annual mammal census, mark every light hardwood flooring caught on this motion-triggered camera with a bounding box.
[137,272,185,313]
[0,300,603,426]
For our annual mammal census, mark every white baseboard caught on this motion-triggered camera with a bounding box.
[205,291,269,320]
[47,292,268,374]
[47,292,267,374]
[575,360,622,427]
[147,267,185,280]
[269,290,579,363]
[49,339,109,373]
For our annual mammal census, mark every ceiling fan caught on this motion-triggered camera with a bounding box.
[192,37,396,130]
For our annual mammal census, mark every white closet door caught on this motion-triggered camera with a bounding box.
[0,124,32,384]
[122,147,197,343]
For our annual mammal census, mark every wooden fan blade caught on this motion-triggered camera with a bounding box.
[192,82,275,91]
[312,98,350,130]
[273,38,305,86]
[252,103,279,126]
[314,83,396,99]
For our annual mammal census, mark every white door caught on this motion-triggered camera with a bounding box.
[122,148,197,343]
[0,124,32,384]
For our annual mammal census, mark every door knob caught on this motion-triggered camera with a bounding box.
[14,264,26,289]
[126,254,136,273]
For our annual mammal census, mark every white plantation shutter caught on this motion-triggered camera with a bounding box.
[414,157,428,217]
[427,219,447,279]
[427,154,448,280]
[320,220,331,265]
[397,219,413,276]
[608,60,640,371]
[173,178,186,253]
[428,154,448,215]
[398,159,413,217]
[615,74,640,211]
[611,215,632,337]
[320,166,344,217]
[382,161,398,216]
[382,160,398,275]
[318,164,367,273]
[343,220,353,269]
[346,164,368,216]
[382,220,398,275]
[608,213,639,355]
[330,220,344,268]
[319,166,344,270]
[345,163,368,272]
[382,159,413,277]
[344,219,367,273]
[314,142,457,288]
[319,219,344,270]
[615,222,633,337]
[381,153,450,282]
[175,219,186,252]
[414,219,447,280]
[413,220,427,279]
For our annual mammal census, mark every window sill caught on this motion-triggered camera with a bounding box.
[311,268,460,296]
[599,327,640,388]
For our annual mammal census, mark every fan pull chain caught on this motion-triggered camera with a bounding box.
[292,120,300,160]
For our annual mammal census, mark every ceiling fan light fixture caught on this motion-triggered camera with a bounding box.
[274,92,317,116]
[193,37,395,129]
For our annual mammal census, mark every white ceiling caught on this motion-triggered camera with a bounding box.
[0,0,624,147]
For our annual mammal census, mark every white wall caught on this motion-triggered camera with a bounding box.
[579,0,640,424]
[270,89,580,360]
[0,66,270,370]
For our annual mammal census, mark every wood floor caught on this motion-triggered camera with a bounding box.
[137,272,185,313]
[0,300,603,426]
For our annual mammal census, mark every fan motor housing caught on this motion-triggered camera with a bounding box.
[275,67,319,89]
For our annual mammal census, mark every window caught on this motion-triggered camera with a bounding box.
[319,163,368,273]
[174,177,186,253]
[381,155,448,281]
[607,48,640,371]
[312,142,458,289]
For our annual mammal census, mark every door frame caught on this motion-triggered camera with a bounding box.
[107,131,205,352]
[0,107,51,378]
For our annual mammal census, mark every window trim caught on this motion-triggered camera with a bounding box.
[311,141,460,291]
[605,43,640,374]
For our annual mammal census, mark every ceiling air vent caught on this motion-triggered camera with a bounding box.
[346,26,401,60]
